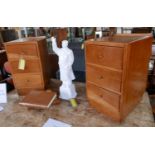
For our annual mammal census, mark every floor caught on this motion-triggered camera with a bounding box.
[147,85,155,120]
[149,95,155,120]
[0,79,154,127]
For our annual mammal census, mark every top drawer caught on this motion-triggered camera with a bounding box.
[85,44,123,70]
[5,44,38,57]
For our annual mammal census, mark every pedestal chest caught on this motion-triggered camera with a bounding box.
[85,34,152,122]
[5,37,50,95]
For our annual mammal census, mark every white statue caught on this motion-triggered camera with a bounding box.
[51,37,77,100]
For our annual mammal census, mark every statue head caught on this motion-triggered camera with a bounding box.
[62,40,68,48]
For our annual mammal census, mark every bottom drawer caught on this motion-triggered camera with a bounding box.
[87,82,121,121]
[13,74,43,88]
[87,82,120,109]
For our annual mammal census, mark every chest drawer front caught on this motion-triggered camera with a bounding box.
[87,64,122,92]
[87,82,120,109]
[13,74,43,88]
[6,44,38,57]
[9,59,41,74]
[86,44,123,70]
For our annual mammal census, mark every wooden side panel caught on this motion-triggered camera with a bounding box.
[48,53,59,78]
[37,39,50,88]
[122,37,152,118]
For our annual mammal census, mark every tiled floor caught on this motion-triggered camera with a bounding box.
[0,81,154,127]
[149,95,155,120]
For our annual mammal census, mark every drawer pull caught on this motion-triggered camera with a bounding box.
[100,94,103,98]
[98,55,104,59]
[99,75,104,79]
[98,52,104,59]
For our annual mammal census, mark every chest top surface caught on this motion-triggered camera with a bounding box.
[85,34,152,46]
[4,37,46,45]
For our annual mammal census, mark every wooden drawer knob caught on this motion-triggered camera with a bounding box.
[100,94,103,98]
[98,52,104,59]
[98,55,104,58]
[99,75,104,79]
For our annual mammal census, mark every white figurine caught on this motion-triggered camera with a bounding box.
[51,37,77,100]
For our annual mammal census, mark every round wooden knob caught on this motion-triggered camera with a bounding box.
[98,55,104,58]
[99,75,104,79]
[98,52,104,59]
[100,94,103,98]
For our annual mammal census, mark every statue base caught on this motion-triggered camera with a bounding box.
[59,83,77,100]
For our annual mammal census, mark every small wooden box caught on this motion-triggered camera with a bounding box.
[5,37,50,95]
[85,34,152,122]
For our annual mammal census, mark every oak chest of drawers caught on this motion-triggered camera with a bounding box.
[85,34,152,122]
[5,37,50,95]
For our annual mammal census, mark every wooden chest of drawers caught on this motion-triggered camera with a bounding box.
[85,34,152,122]
[5,37,50,95]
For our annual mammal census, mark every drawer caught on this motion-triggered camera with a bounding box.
[9,58,41,74]
[13,74,43,88]
[6,44,38,57]
[87,82,120,110]
[85,44,123,70]
[17,88,43,95]
[87,64,122,92]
